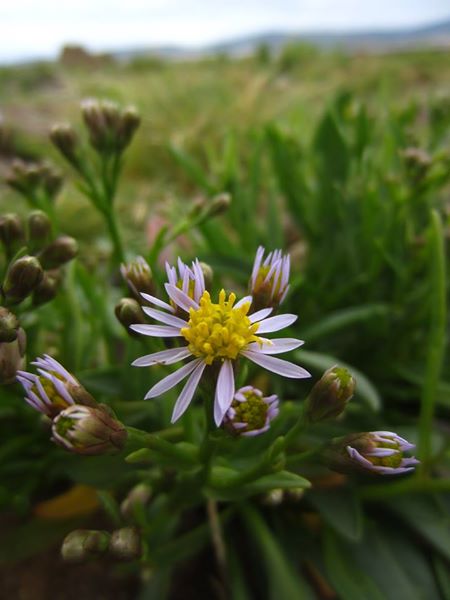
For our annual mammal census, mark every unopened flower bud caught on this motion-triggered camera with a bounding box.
[325,431,419,475]
[17,354,96,418]
[249,246,290,312]
[50,123,80,165]
[223,386,279,436]
[304,366,355,423]
[38,236,78,269]
[115,298,146,335]
[117,106,141,151]
[27,210,52,248]
[261,489,284,506]
[33,269,62,306]
[2,255,44,304]
[0,328,26,384]
[120,483,152,520]
[62,529,111,562]
[120,256,154,301]
[0,307,20,342]
[207,192,231,218]
[109,527,142,560]
[52,405,127,455]
[402,147,432,182]
[0,213,25,253]
[41,164,63,198]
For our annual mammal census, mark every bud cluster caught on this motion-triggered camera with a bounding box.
[61,527,141,562]
[0,210,78,308]
[5,159,63,203]
[81,99,141,156]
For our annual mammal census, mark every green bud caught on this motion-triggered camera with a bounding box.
[38,236,78,269]
[27,210,52,248]
[120,483,152,520]
[52,404,127,455]
[0,328,26,384]
[109,527,142,560]
[0,213,25,252]
[41,164,63,198]
[117,106,141,151]
[115,298,146,335]
[207,192,231,218]
[32,269,62,306]
[50,123,80,165]
[61,529,111,562]
[0,307,20,343]
[304,366,355,423]
[2,255,44,304]
[120,256,154,301]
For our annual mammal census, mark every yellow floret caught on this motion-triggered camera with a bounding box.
[181,289,262,364]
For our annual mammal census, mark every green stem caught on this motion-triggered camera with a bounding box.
[103,207,125,266]
[418,210,447,474]
[283,406,308,447]
[360,476,450,500]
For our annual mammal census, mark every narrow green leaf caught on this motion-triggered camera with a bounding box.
[323,527,384,600]
[301,304,390,343]
[309,487,363,541]
[242,505,315,600]
[419,210,447,471]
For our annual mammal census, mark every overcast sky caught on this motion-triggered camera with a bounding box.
[1,0,449,63]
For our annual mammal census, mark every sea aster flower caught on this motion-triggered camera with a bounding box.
[223,386,279,437]
[326,430,419,475]
[17,354,95,418]
[250,246,290,311]
[131,264,309,426]
[346,431,419,475]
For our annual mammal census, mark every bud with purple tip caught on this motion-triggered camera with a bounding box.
[17,354,96,418]
[326,431,419,475]
[249,246,290,312]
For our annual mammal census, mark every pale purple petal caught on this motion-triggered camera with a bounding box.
[251,246,264,288]
[129,324,183,337]
[132,347,191,367]
[214,360,235,426]
[141,307,187,329]
[165,283,199,312]
[144,359,202,399]
[171,361,206,423]
[249,308,273,323]
[242,350,311,378]
[234,295,252,309]
[140,292,175,313]
[246,338,304,355]
[256,314,297,333]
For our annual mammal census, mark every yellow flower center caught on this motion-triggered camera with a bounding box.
[181,290,262,365]
[368,440,403,469]
[33,373,70,411]
[232,390,268,432]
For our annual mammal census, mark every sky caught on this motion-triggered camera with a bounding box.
[1,0,449,63]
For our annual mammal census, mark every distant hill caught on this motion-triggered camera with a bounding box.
[114,18,450,61]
